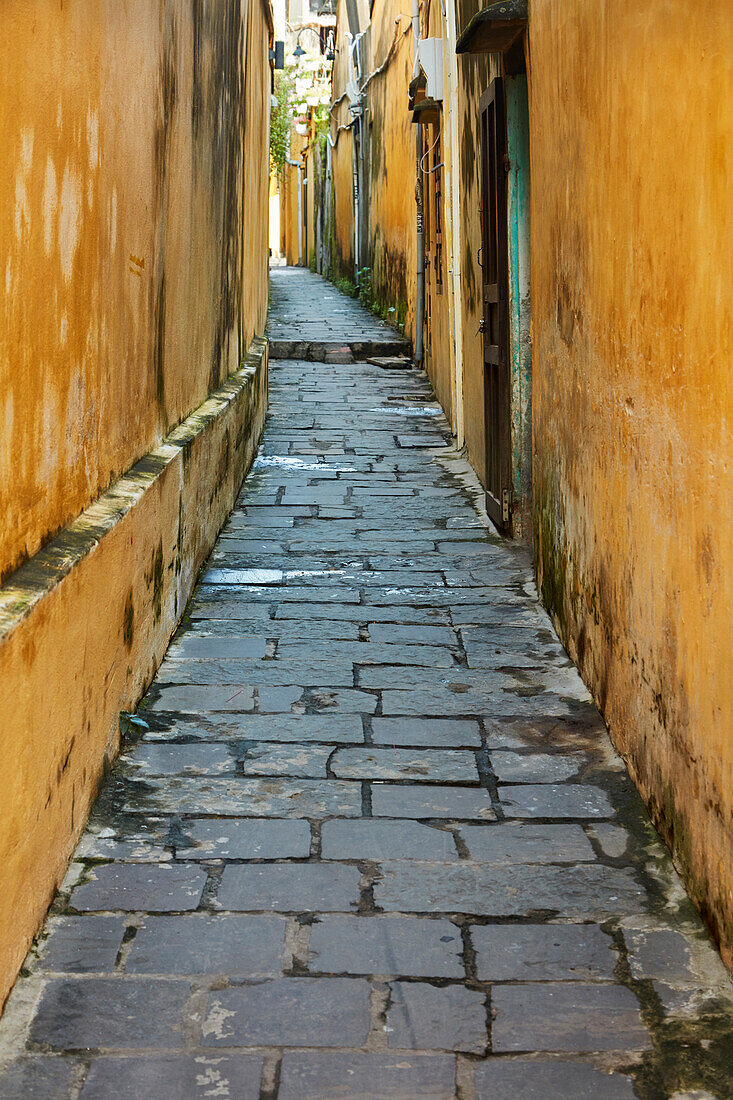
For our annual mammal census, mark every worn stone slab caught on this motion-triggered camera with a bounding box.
[369,624,458,645]
[622,924,733,989]
[321,819,457,861]
[386,981,486,1052]
[79,1055,264,1100]
[331,747,479,782]
[211,714,364,742]
[457,823,596,864]
[125,914,287,975]
[491,983,650,1051]
[490,751,582,783]
[278,1052,456,1100]
[472,923,618,980]
[471,1059,637,1099]
[372,784,495,820]
[121,743,235,776]
[216,863,361,912]
[239,742,333,777]
[29,978,190,1050]
[277,642,456,667]
[145,685,255,712]
[499,784,616,819]
[0,1058,81,1099]
[359,666,512,691]
[166,635,267,659]
[283,687,379,714]
[202,568,283,584]
[464,640,571,670]
[36,916,127,972]
[223,516,293,531]
[308,915,463,977]
[155,660,355,687]
[374,861,646,917]
[380,687,576,718]
[70,864,207,912]
[175,817,311,859]
[254,685,305,711]
[201,978,370,1047]
[590,823,632,859]
[109,776,362,817]
[371,717,482,747]
[275,603,451,623]
[73,829,171,863]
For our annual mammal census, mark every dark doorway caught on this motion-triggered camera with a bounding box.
[479,77,510,531]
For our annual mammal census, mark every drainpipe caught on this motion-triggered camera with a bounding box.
[353,132,360,282]
[347,32,363,283]
[441,0,465,446]
[412,0,424,363]
[414,133,424,363]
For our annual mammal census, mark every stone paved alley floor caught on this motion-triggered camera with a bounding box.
[1,268,732,1099]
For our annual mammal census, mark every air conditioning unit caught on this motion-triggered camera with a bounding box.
[417,38,444,102]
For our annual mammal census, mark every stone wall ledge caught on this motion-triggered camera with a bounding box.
[0,334,268,1009]
[0,336,268,636]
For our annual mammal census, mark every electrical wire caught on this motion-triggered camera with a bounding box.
[420,121,444,174]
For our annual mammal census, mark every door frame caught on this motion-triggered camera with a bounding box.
[479,77,511,532]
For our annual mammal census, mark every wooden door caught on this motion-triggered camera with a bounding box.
[480,78,510,531]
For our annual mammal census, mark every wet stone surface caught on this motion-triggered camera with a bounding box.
[2,268,732,1098]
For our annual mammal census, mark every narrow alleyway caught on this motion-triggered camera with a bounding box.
[1,268,731,1099]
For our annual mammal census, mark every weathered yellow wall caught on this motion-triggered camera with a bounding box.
[0,0,271,1008]
[280,129,307,266]
[530,0,733,963]
[0,0,269,584]
[329,0,356,279]
[366,5,416,340]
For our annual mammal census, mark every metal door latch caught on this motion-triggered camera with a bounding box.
[501,488,514,525]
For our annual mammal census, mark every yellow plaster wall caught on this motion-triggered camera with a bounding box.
[529,0,733,963]
[330,125,355,277]
[329,0,356,279]
[0,0,272,1008]
[0,0,270,583]
[366,5,416,340]
[280,129,307,266]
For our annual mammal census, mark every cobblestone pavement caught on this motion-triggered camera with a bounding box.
[267,266,410,359]
[2,270,732,1098]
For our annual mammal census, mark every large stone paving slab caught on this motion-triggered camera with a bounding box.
[201,978,371,1047]
[278,1052,457,1100]
[79,1055,264,1100]
[373,861,647,917]
[124,914,288,975]
[2,269,732,1100]
[386,981,487,1052]
[216,863,361,912]
[472,923,618,981]
[28,978,191,1050]
[471,1059,637,1099]
[307,915,464,977]
[491,983,650,1052]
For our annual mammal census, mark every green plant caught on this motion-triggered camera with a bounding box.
[333,276,358,298]
[270,69,297,177]
[356,266,372,307]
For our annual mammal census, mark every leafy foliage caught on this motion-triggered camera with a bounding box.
[270,69,297,177]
